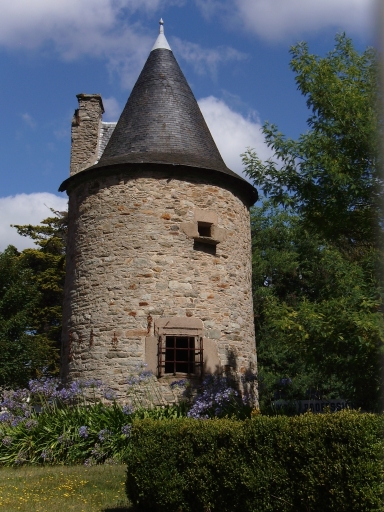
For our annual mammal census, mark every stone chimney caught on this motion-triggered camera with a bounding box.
[70,94,104,176]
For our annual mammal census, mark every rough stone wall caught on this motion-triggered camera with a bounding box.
[70,94,104,176]
[61,167,257,404]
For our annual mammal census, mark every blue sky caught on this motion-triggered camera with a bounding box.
[0,0,376,250]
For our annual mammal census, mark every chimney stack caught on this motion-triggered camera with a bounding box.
[70,94,104,176]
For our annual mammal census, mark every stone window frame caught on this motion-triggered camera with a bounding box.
[155,317,204,378]
[180,209,226,247]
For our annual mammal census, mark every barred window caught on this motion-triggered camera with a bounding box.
[158,336,203,376]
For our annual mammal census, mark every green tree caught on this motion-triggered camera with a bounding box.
[0,210,67,387]
[243,35,384,411]
[251,202,383,411]
[14,210,67,377]
[243,34,382,254]
[0,246,44,387]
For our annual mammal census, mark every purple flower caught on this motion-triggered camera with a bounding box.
[82,379,103,389]
[11,417,23,427]
[135,363,148,371]
[122,404,134,415]
[139,370,153,381]
[91,444,106,460]
[2,436,12,446]
[91,444,101,456]
[127,376,139,385]
[55,380,82,401]
[25,419,38,430]
[187,375,239,419]
[15,451,27,465]
[58,434,73,448]
[103,388,117,401]
[0,412,12,423]
[127,363,153,385]
[98,429,112,442]
[40,449,53,462]
[0,388,30,421]
[79,426,89,439]
[84,456,97,466]
[29,378,59,398]
[121,424,132,438]
[170,379,188,389]
[27,377,93,404]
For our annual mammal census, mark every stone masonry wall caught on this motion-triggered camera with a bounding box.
[61,167,257,404]
[70,94,104,176]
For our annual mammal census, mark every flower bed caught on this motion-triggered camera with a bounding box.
[0,372,250,466]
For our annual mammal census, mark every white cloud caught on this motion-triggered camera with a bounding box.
[172,38,247,79]
[0,0,161,49]
[0,0,169,88]
[198,96,271,178]
[21,113,36,128]
[0,193,68,252]
[194,0,226,20]
[237,0,374,41]
[103,97,121,121]
[0,1,248,88]
[196,0,375,41]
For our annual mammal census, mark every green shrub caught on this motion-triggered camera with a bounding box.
[126,410,384,512]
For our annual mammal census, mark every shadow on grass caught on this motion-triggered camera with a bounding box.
[102,508,131,511]
[102,506,137,512]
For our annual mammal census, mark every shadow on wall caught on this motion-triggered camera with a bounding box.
[200,347,258,408]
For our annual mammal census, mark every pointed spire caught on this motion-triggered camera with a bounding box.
[59,19,258,206]
[97,42,230,175]
[152,18,171,51]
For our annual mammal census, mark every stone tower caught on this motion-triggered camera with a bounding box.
[59,21,258,404]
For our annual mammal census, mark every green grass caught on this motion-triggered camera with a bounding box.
[0,464,133,511]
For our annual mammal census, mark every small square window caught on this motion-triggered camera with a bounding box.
[197,222,212,238]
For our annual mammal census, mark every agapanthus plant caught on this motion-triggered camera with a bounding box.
[187,375,246,419]
[0,377,112,429]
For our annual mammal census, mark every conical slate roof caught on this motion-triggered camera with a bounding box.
[97,47,230,174]
[60,21,257,204]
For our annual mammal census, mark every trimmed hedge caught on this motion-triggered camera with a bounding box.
[126,410,384,512]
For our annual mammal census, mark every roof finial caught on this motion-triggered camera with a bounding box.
[151,17,171,52]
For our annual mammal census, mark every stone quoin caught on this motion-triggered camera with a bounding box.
[59,20,259,405]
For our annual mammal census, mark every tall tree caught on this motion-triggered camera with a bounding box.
[14,210,67,376]
[0,246,43,386]
[243,34,382,255]
[251,202,382,411]
[243,35,384,411]
[0,210,67,387]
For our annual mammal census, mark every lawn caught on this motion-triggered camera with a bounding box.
[0,464,132,511]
